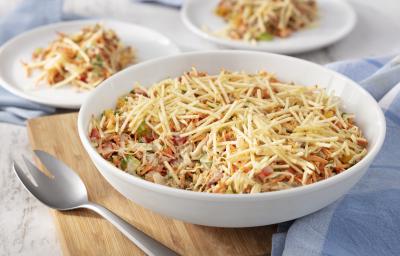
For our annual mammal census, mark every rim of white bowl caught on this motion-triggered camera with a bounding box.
[78,50,386,201]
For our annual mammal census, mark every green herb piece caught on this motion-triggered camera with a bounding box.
[93,54,104,67]
[120,158,128,170]
[136,121,151,137]
[34,47,43,55]
[257,32,274,41]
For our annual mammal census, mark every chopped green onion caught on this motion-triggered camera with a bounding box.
[136,121,151,137]
[121,155,140,175]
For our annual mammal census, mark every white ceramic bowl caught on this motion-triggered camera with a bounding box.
[78,51,385,227]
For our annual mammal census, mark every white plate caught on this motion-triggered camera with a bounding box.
[0,19,180,109]
[181,0,356,54]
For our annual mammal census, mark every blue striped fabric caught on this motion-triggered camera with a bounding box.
[272,56,400,256]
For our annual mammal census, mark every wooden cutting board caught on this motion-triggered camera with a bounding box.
[27,113,275,256]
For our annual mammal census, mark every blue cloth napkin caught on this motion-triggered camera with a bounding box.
[0,0,63,125]
[272,56,400,256]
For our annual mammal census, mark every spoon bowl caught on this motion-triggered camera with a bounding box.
[16,150,88,210]
[13,150,177,256]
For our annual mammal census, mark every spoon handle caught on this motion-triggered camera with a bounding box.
[82,202,178,256]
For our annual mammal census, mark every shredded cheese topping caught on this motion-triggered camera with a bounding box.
[23,24,135,90]
[89,69,368,194]
[214,0,318,41]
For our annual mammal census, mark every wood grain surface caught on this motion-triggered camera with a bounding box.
[27,113,275,256]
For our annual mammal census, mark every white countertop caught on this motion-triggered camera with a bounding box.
[1,0,399,255]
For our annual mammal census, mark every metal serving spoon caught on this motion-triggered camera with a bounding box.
[13,150,178,256]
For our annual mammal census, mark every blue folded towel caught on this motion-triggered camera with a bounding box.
[272,56,400,256]
[0,0,63,125]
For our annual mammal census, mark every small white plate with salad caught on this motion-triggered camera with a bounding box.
[0,19,180,109]
[181,0,356,54]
